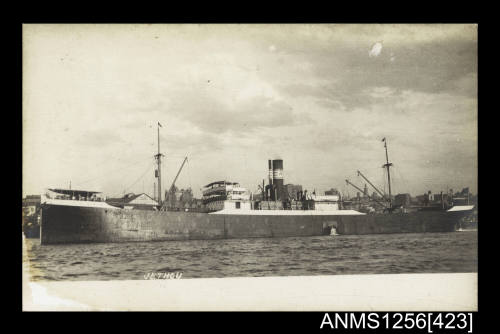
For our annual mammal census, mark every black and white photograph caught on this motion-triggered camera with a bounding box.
[22,24,477,311]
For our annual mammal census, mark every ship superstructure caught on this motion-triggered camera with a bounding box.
[202,181,251,212]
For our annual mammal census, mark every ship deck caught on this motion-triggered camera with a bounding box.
[42,198,119,209]
[210,209,365,215]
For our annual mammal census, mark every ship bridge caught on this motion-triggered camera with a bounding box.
[202,181,251,211]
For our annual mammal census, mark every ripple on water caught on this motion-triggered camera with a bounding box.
[23,231,477,281]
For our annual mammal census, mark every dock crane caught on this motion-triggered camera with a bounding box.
[161,156,188,210]
[357,170,387,202]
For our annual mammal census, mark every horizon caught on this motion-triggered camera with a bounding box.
[23,24,477,199]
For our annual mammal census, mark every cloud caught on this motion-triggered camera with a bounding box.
[365,86,397,99]
[23,24,477,197]
[160,86,309,135]
[273,35,476,113]
[75,129,123,147]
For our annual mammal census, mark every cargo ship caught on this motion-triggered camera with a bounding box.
[39,125,474,244]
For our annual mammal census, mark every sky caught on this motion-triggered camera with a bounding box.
[22,24,477,199]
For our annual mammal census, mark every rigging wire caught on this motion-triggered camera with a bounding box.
[382,167,387,195]
[391,167,397,195]
[78,158,153,187]
[395,168,409,194]
[117,161,155,197]
[77,153,153,185]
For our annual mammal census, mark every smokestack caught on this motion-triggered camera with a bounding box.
[272,159,284,201]
[268,160,273,185]
[266,160,274,200]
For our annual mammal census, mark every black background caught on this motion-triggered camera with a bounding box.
[9,5,491,333]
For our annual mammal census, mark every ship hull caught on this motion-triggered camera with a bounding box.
[336,211,466,234]
[40,204,471,244]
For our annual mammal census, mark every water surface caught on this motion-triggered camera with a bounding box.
[24,231,478,281]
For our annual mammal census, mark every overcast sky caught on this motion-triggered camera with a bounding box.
[23,24,477,198]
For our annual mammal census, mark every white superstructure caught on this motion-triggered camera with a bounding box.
[202,181,252,212]
[310,194,341,211]
[41,188,118,209]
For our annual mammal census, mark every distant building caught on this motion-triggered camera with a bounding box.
[435,192,453,208]
[394,193,411,208]
[165,187,195,210]
[415,195,425,205]
[284,184,303,200]
[22,195,41,216]
[416,191,435,206]
[325,188,340,196]
[452,187,472,205]
[459,187,470,197]
[179,188,194,203]
[106,193,158,210]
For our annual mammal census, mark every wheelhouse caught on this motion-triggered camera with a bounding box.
[202,181,250,204]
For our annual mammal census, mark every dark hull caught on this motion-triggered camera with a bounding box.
[40,204,470,244]
[336,211,466,234]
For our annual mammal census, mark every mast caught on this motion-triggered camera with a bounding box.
[382,137,393,209]
[155,122,164,206]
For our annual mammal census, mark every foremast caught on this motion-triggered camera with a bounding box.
[155,122,164,207]
[382,137,393,209]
